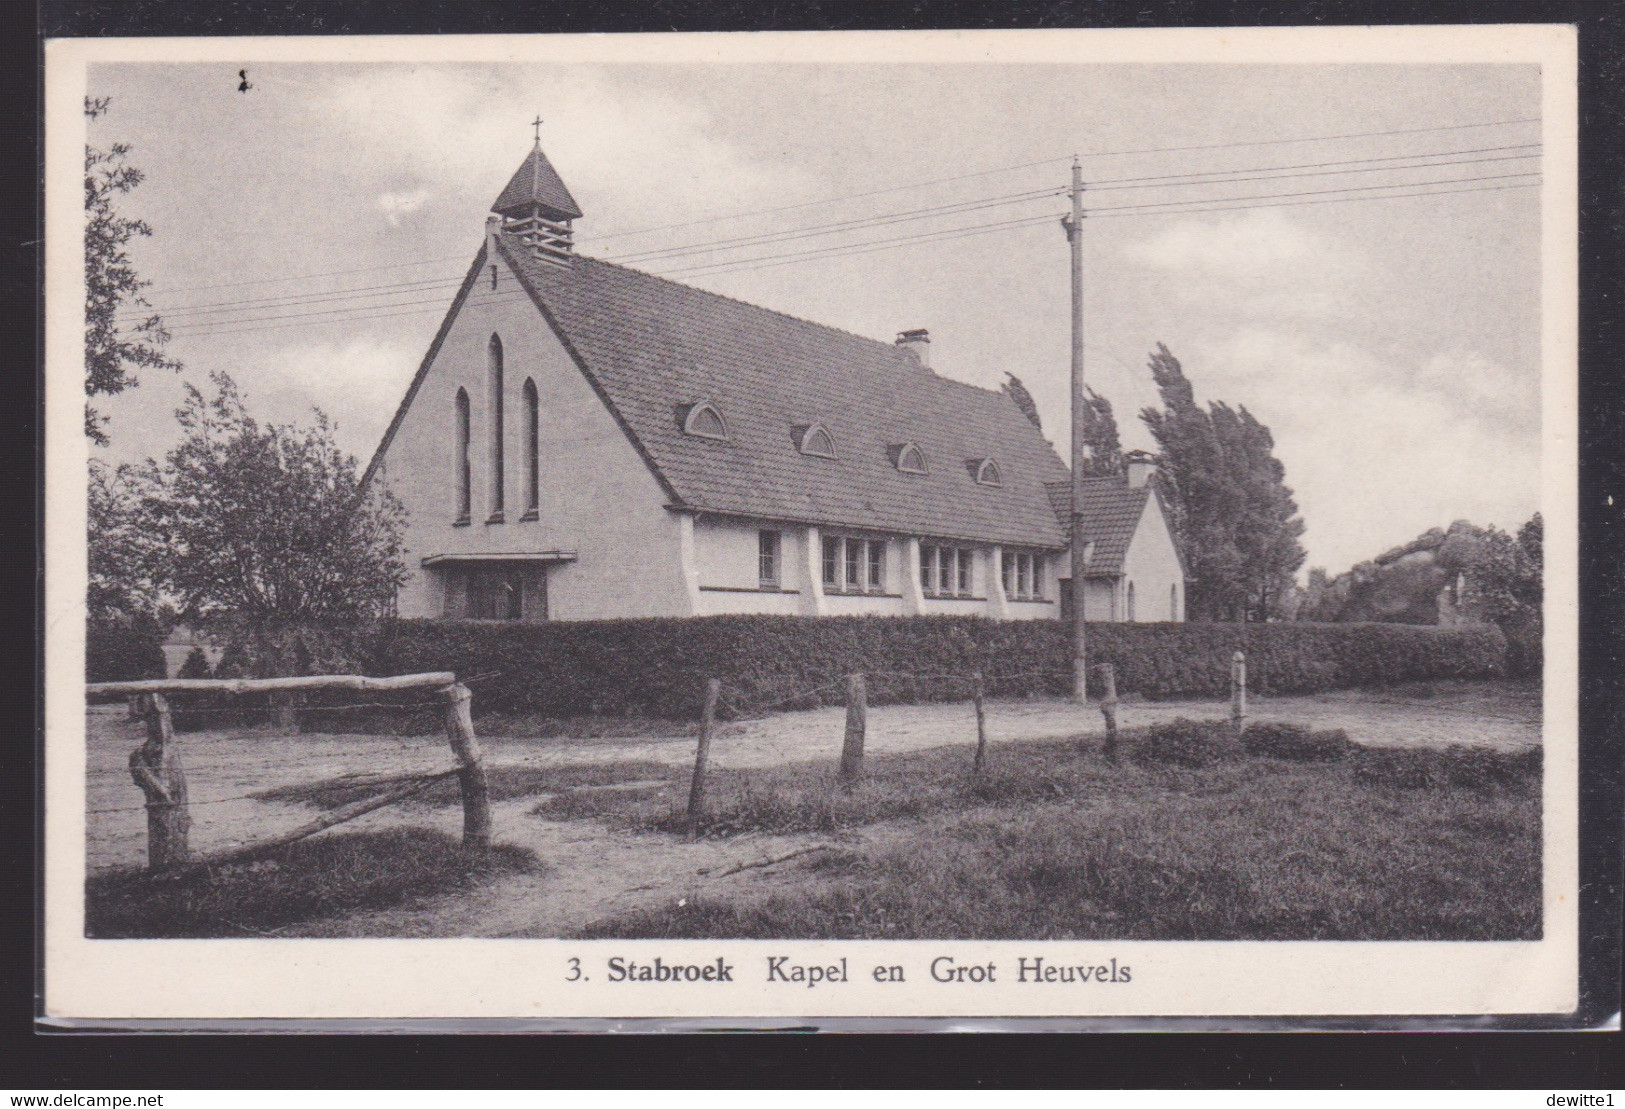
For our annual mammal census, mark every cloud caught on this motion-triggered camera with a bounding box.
[259,334,423,457]
[322,66,820,239]
[1196,328,1541,572]
[1121,208,1362,319]
[377,188,429,226]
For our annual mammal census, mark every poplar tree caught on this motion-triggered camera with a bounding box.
[1139,343,1306,621]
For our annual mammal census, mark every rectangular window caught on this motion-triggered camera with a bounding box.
[845,538,862,592]
[1030,555,1043,599]
[921,543,938,595]
[956,548,972,595]
[822,536,840,589]
[867,541,885,590]
[759,530,781,588]
[1001,552,1015,596]
[1017,553,1032,599]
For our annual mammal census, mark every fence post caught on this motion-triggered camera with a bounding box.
[442,682,491,851]
[1099,663,1119,761]
[971,670,988,776]
[1231,651,1248,735]
[839,673,867,788]
[687,678,721,839]
[128,692,191,871]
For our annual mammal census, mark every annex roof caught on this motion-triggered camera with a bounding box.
[494,233,1071,548]
[1046,476,1153,576]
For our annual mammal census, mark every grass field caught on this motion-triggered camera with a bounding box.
[84,680,1541,940]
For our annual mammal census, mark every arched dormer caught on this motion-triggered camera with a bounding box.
[682,401,729,441]
[967,458,1003,487]
[794,423,837,459]
[890,442,928,475]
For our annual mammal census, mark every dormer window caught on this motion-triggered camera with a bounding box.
[891,442,928,474]
[682,402,729,441]
[969,458,1003,487]
[794,424,837,459]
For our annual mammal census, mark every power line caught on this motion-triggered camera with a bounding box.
[1074,115,1540,160]
[171,174,1538,336]
[579,156,1074,244]
[1084,142,1539,186]
[1086,179,1539,222]
[1084,151,1538,194]
[654,213,1062,280]
[603,186,1065,265]
[1081,169,1540,215]
[133,139,1544,323]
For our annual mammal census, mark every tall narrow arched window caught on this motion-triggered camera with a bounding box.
[522,378,540,519]
[1127,581,1136,622]
[487,334,505,521]
[454,388,472,523]
[1170,583,1179,621]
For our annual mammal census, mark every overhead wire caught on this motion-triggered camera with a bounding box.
[168,172,1538,338]
[139,134,1543,328]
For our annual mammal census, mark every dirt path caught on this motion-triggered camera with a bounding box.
[84,679,1540,936]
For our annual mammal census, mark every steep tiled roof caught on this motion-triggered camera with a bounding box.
[1044,476,1152,575]
[493,146,583,221]
[500,235,1071,548]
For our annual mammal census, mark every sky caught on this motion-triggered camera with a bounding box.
[83,59,1544,575]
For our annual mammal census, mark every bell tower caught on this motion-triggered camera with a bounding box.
[492,118,583,266]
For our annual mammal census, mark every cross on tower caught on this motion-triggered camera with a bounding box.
[531,115,543,143]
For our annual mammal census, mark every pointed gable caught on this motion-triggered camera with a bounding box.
[493,145,583,221]
[1047,476,1155,575]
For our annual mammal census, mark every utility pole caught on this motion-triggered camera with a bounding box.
[1063,156,1088,704]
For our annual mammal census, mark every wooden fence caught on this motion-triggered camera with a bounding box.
[681,655,1251,835]
[86,672,490,874]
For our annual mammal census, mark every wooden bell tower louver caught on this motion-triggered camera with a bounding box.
[492,131,583,267]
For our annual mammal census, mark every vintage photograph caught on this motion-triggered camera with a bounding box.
[46,27,1578,1022]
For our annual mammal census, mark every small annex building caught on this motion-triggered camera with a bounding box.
[366,139,1186,625]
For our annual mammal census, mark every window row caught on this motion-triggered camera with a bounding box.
[454,334,541,524]
[1000,551,1044,601]
[683,405,1002,486]
[822,535,887,594]
[920,544,975,598]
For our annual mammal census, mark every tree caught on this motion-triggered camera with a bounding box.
[139,371,408,667]
[1462,512,1542,674]
[87,458,166,626]
[85,97,180,445]
[1139,343,1307,621]
[1078,386,1124,477]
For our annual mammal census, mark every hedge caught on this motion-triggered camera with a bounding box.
[348,615,1506,721]
[86,623,167,684]
[78,614,1509,722]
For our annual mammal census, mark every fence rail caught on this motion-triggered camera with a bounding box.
[95,672,489,873]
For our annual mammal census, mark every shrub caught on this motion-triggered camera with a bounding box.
[1352,744,1541,792]
[1242,722,1353,762]
[86,621,166,684]
[320,615,1507,721]
[1132,718,1242,768]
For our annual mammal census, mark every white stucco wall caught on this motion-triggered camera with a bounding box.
[373,250,693,621]
[693,517,805,616]
[1118,496,1187,622]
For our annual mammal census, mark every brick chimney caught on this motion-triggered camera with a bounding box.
[1124,449,1157,488]
[895,329,930,367]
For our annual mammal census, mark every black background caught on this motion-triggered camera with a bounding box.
[6,0,1621,1089]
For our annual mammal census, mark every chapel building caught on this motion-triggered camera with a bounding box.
[365,140,1187,624]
